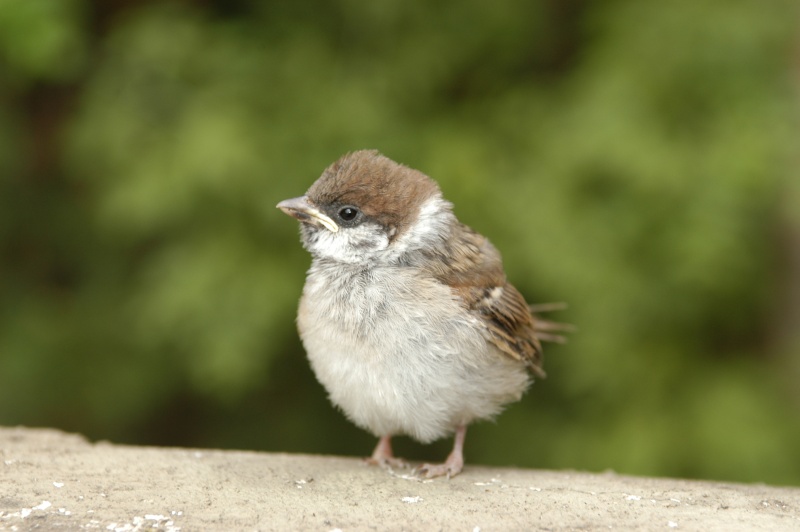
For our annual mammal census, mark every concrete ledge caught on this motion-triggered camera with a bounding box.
[1,427,798,531]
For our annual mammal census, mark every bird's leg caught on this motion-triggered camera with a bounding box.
[366,435,407,469]
[416,425,466,479]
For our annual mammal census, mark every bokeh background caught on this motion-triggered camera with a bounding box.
[2,0,800,486]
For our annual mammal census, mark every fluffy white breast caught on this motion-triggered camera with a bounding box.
[297,261,531,443]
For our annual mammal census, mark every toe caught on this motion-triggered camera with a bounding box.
[415,463,460,479]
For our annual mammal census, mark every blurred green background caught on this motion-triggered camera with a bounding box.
[2,0,800,486]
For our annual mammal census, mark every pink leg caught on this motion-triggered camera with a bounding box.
[367,435,407,469]
[417,425,467,479]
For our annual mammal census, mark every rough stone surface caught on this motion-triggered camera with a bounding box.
[1,426,798,531]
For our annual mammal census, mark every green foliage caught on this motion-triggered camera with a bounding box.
[0,0,87,83]
[1,0,799,485]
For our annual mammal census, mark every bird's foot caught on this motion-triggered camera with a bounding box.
[414,425,467,479]
[415,447,464,479]
[366,435,409,470]
[414,454,464,479]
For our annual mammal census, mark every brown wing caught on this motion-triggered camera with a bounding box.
[468,282,545,378]
[421,223,546,378]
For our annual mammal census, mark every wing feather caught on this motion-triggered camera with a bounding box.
[420,223,546,378]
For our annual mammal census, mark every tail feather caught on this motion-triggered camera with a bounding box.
[530,302,574,344]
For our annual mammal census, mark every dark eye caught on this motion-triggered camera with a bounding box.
[338,206,359,222]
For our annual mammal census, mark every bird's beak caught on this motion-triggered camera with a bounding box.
[276,196,339,233]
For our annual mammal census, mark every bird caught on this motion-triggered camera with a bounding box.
[277,150,565,478]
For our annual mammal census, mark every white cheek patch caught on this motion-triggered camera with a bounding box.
[306,223,390,263]
[303,196,452,264]
[389,195,453,257]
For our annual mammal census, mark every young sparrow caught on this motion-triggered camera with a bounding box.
[278,150,560,478]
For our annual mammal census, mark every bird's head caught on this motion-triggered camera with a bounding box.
[278,150,454,265]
